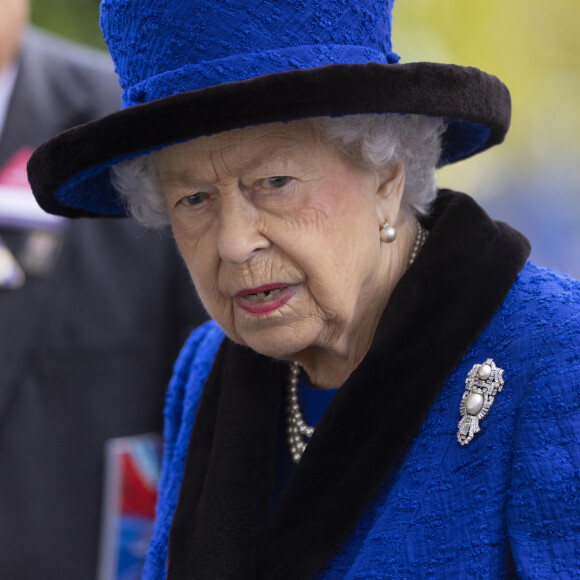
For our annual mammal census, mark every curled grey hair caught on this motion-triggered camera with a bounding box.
[111,113,446,228]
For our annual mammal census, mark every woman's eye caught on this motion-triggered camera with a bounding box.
[180,192,208,207]
[261,176,291,189]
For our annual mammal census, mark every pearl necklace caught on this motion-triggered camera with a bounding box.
[286,222,428,463]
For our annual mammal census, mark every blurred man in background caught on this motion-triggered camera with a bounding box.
[0,1,207,578]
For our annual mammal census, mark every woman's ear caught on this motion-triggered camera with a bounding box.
[375,163,406,226]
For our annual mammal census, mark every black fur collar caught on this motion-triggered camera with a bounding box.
[167,191,530,579]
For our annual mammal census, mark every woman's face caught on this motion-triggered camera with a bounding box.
[158,120,405,367]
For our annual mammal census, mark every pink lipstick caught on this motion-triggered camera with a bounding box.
[236,283,298,316]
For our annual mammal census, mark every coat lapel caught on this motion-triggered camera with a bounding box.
[168,191,530,579]
[167,341,287,579]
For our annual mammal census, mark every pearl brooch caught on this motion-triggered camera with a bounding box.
[457,358,505,446]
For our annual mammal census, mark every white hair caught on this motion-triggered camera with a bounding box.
[111,113,446,228]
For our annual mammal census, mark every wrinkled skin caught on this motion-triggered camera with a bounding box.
[158,120,416,387]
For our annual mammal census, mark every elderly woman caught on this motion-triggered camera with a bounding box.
[28,0,579,578]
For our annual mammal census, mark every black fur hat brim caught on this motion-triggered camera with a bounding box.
[27,62,511,218]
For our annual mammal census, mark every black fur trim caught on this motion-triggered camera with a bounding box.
[166,191,530,579]
[167,342,287,578]
[28,63,510,218]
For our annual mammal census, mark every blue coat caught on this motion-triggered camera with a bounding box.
[144,193,580,579]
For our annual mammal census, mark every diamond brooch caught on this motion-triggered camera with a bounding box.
[457,358,505,446]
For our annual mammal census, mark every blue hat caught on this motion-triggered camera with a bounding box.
[28,0,511,218]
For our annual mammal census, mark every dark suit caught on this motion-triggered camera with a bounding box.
[0,29,206,579]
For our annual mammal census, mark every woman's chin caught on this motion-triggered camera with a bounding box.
[228,301,319,360]
[237,327,314,361]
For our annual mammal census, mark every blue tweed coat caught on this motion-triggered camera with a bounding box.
[144,193,580,579]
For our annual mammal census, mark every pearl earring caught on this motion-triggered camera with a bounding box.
[380,221,397,243]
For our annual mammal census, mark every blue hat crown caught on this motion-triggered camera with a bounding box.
[100,0,400,109]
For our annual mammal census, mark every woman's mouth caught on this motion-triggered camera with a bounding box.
[243,288,283,302]
[236,284,298,316]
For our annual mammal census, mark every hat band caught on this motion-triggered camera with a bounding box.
[122,44,400,108]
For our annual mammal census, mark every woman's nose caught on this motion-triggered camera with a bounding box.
[217,192,270,263]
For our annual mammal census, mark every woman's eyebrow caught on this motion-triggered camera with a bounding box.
[239,146,300,174]
[162,172,208,188]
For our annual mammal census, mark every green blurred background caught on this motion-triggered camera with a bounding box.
[30,0,580,275]
[31,0,105,51]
